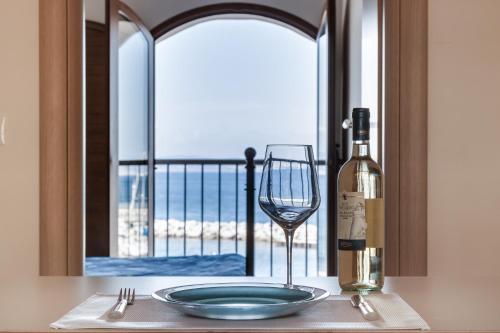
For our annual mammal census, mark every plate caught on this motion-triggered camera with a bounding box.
[152,282,329,320]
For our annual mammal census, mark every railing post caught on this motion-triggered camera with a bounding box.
[245,148,256,276]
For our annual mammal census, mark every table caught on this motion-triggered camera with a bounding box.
[0,276,498,332]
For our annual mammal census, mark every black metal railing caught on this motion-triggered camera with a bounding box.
[117,148,326,276]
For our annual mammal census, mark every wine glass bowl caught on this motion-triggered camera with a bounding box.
[258,145,321,286]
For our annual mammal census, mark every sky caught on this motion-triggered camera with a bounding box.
[153,18,318,160]
[117,13,380,162]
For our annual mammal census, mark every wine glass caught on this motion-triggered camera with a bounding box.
[258,145,320,286]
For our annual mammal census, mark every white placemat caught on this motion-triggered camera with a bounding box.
[51,293,429,330]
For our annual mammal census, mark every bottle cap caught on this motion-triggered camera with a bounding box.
[352,108,370,141]
[353,108,370,119]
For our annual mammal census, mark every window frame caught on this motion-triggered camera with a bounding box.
[150,3,318,41]
[39,0,83,275]
[151,4,329,276]
[39,0,428,276]
[107,0,155,257]
[384,0,428,276]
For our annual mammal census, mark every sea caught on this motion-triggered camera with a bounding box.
[118,167,328,276]
[120,167,327,222]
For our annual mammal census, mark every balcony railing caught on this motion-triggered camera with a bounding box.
[118,148,326,276]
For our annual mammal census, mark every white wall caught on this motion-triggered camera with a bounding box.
[85,0,326,30]
[0,0,499,278]
[121,0,326,30]
[428,0,500,277]
[85,0,105,23]
[0,0,39,277]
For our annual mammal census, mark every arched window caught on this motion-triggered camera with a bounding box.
[155,17,317,159]
[153,14,326,276]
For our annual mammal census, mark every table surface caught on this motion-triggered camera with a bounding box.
[0,276,498,332]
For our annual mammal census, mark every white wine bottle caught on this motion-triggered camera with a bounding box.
[337,108,384,291]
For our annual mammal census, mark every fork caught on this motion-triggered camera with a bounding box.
[108,288,135,319]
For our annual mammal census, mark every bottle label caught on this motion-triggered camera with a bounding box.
[338,192,366,250]
[365,198,384,248]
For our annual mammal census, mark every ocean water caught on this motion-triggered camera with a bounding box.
[155,238,326,277]
[118,167,328,276]
[120,167,327,224]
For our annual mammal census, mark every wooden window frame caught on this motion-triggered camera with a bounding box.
[384,0,428,276]
[150,3,318,40]
[39,0,83,275]
[85,20,110,257]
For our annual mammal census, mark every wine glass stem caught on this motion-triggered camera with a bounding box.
[284,229,295,286]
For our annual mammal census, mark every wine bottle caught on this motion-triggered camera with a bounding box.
[337,108,384,291]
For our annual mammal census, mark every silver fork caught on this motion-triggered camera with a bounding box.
[108,288,135,319]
